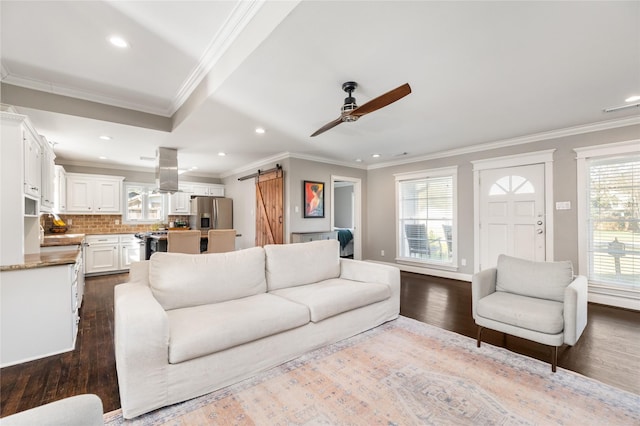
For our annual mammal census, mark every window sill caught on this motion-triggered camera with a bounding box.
[396,257,458,272]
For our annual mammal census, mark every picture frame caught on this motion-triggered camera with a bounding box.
[303,180,325,218]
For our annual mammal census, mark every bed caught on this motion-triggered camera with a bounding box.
[335,228,354,258]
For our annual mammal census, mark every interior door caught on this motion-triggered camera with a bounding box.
[255,168,284,246]
[479,163,545,269]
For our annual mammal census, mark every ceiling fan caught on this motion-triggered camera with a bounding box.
[310,81,411,137]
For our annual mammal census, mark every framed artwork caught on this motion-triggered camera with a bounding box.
[303,180,324,218]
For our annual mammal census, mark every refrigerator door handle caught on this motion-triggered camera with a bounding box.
[213,200,218,229]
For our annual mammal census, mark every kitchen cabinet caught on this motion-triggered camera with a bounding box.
[84,234,141,275]
[66,173,124,214]
[23,126,41,199]
[1,111,42,266]
[40,136,56,212]
[190,183,225,197]
[119,234,142,269]
[84,235,119,274]
[54,165,67,212]
[0,252,83,367]
[169,184,193,214]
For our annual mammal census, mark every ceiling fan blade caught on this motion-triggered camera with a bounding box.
[350,83,411,117]
[310,116,343,137]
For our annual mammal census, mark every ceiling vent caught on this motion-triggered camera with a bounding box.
[155,147,179,193]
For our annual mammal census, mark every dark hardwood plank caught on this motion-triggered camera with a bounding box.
[1,271,638,418]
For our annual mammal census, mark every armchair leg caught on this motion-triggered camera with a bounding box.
[477,326,483,348]
[551,346,558,373]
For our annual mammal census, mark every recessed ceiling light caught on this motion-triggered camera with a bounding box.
[191,166,198,170]
[355,158,363,163]
[255,127,265,134]
[99,156,108,160]
[372,154,381,158]
[625,95,640,103]
[108,36,129,48]
[218,152,226,156]
[99,135,112,140]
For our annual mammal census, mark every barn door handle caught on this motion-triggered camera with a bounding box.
[279,216,283,224]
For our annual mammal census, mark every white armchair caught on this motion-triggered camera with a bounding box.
[472,254,588,372]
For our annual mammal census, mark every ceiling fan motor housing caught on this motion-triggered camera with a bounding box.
[341,81,359,121]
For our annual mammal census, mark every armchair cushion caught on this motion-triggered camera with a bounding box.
[477,291,564,334]
[496,254,573,302]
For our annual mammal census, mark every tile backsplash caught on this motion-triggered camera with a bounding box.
[42,214,190,235]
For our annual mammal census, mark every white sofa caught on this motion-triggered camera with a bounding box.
[114,240,400,419]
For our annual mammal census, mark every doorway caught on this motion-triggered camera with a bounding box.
[472,150,555,271]
[331,176,362,260]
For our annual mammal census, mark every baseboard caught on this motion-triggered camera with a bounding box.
[367,260,472,282]
[588,292,640,311]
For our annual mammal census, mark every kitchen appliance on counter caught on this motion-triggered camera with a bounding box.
[189,196,233,230]
[135,230,168,260]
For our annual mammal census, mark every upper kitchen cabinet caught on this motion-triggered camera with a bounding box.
[54,165,67,212]
[39,136,56,212]
[23,125,42,199]
[191,183,225,197]
[66,173,124,214]
[169,183,192,214]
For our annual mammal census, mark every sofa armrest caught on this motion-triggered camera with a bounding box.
[563,275,588,345]
[0,394,104,426]
[340,259,400,308]
[471,267,497,320]
[114,283,169,419]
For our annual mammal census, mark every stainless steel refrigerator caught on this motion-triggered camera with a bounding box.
[189,197,233,230]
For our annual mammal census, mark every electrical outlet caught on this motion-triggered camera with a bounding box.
[461,258,467,266]
[67,219,72,225]
[115,219,120,225]
[381,250,385,256]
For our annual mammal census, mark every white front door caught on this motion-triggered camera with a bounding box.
[479,163,546,269]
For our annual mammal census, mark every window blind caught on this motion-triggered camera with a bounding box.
[587,156,639,288]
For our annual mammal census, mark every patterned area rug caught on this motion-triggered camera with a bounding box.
[105,316,639,425]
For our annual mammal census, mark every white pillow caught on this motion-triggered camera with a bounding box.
[149,247,266,310]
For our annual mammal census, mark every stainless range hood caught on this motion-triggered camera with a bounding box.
[155,147,179,193]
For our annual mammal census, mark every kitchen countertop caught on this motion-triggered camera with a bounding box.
[0,247,82,271]
[41,233,86,247]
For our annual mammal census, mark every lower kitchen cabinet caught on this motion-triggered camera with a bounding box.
[0,253,83,367]
[84,234,142,275]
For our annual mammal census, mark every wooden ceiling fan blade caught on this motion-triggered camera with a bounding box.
[351,83,411,117]
[310,117,343,137]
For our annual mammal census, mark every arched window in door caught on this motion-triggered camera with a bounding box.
[489,175,535,196]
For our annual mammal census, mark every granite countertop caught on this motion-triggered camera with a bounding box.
[1,247,82,271]
[41,233,86,247]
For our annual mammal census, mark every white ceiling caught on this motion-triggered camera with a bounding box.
[2,1,639,178]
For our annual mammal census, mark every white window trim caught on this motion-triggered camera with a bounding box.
[471,149,555,272]
[394,166,458,269]
[123,182,167,224]
[574,139,640,310]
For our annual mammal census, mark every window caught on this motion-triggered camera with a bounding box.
[395,167,457,266]
[124,182,166,224]
[576,141,639,303]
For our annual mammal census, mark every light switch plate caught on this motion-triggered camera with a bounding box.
[555,201,571,210]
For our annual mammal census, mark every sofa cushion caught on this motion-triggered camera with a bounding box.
[264,240,340,291]
[477,291,564,334]
[166,293,310,364]
[270,278,391,322]
[496,254,573,302]
[149,247,267,311]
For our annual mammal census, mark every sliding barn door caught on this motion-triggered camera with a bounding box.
[255,168,284,246]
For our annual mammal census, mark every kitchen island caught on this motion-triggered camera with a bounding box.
[0,244,84,367]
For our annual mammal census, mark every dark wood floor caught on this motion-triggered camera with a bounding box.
[1,271,639,417]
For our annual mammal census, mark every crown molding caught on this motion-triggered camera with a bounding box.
[368,115,640,170]
[169,1,266,116]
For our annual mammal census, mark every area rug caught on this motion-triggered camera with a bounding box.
[104,316,639,425]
